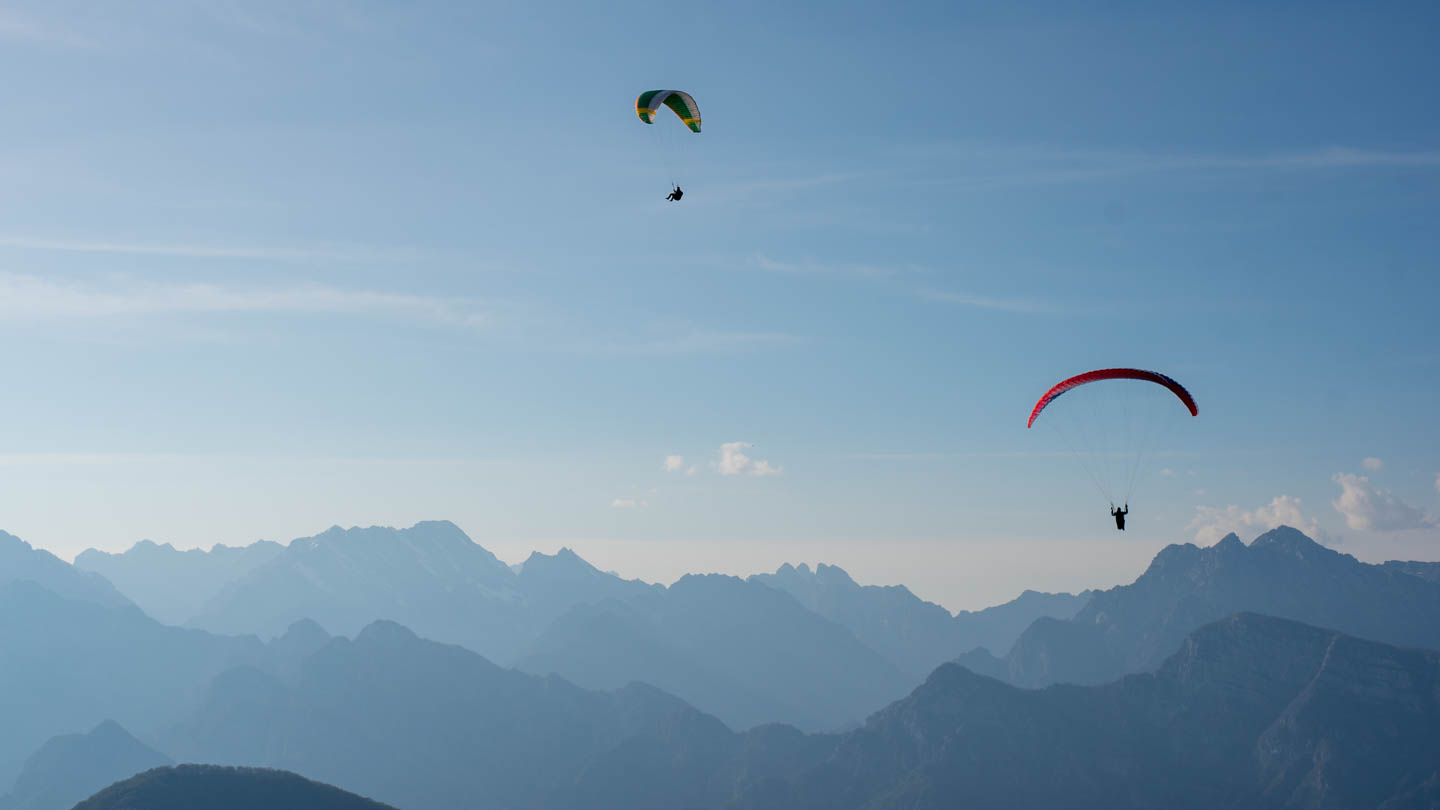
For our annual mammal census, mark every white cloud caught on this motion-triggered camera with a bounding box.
[663,455,685,473]
[610,497,645,509]
[0,273,488,327]
[686,465,697,476]
[1188,495,1321,545]
[1435,472,1440,494]
[1362,457,1384,472]
[1159,467,1176,477]
[1330,473,1434,532]
[716,442,782,477]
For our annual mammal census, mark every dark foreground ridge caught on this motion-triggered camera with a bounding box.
[73,765,396,810]
[743,612,1440,810]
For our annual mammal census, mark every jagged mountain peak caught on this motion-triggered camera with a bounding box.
[303,520,476,550]
[521,546,593,571]
[674,571,745,587]
[87,719,131,739]
[1014,588,1083,600]
[516,549,657,605]
[814,562,858,585]
[765,562,856,585]
[282,521,514,583]
[354,619,421,647]
[1142,526,1338,579]
[1249,524,1336,557]
[184,521,523,656]
[0,531,52,565]
[1161,611,1335,679]
[277,618,330,644]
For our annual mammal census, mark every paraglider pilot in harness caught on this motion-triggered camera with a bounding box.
[1111,503,1128,531]
[666,185,683,202]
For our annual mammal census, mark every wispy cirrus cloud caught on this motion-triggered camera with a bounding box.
[835,451,1069,461]
[0,235,420,263]
[749,253,1054,314]
[0,272,489,327]
[907,144,1440,191]
[0,272,800,352]
[581,329,803,356]
[919,288,1056,314]
[698,172,871,204]
[748,254,912,279]
[1140,147,1440,172]
[0,12,91,48]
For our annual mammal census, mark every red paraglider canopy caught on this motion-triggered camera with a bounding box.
[1027,368,1197,428]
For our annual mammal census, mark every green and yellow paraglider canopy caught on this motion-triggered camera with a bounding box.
[636,90,701,133]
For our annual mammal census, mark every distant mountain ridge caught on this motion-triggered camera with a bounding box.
[8,519,1440,810]
[74,522,1087,695]
[0,721,170,810]
[0,531,131,611]
[132,522,966,729]
[0,579,263,789]
[60,520,1440,732]
[515,573,913,731]
[188,521,516,639]
[752,562,1089,675]
[1384,559,1440,583]
[182,521,658,665]
[164,618,833,810]
[961,525,1440,688]
[76,539,284,625]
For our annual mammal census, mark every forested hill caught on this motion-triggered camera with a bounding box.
[72,765,396,810]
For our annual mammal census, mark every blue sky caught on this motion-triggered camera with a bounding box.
[1,1,1437,609]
